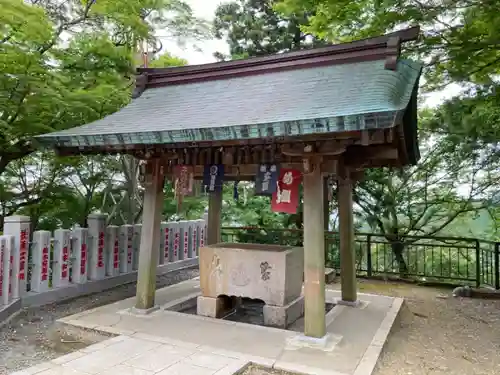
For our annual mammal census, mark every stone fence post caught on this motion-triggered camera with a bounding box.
[53,229,71,288]
[119,225,134,273]
[71,227,88,284]
[87,213,107,280]
[105,225,119,277]
[3,216,30,298]
[0,235,14,305]
[30,231,51,293]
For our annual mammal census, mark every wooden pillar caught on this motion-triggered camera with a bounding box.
[338,173,357,303]
[135,159,164,310]
[323,177,330,264]
[303,161,326,338]
[207,190,222,245]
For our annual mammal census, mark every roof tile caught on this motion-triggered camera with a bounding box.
[37,59,422,147]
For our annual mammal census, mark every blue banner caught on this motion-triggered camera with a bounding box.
[203,164,225,193]
[233,181,239,201]
[255,163,279,196]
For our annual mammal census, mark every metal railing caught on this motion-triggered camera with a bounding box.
[221,227,500,289]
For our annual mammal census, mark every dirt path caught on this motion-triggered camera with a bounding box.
[0,267,199,375]
[355,280,500,375]
[242,280,500,375]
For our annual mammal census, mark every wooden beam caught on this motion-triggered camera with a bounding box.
[344,145,399,168]
[52,127,399,158]
[193,175,255,182]
[281,142,346,157]
[186,162,339,178]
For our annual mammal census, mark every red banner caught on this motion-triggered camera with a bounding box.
[19,230,28,280]
[80,243,87,276]
[41,246,49,281]
[174,165,194,196]
[271,169,301,214]
[97,231,105,268]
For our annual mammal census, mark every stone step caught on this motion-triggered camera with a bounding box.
[325,268,336,284]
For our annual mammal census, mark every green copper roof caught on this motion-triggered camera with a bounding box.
[36,59,422,149]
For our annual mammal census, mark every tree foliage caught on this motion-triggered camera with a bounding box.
[0,0,207,229]
[275,0,500,89]
[0,0,206,174]
[212,0,326,60]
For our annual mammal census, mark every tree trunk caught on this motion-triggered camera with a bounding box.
[391,241,408,277]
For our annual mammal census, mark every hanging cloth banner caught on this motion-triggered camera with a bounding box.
[173,165,194,196]
[327,175,335,202]
[255,163,279,196]
[233,181,239,201]
[271,169,301,214]
[203,164,225,193]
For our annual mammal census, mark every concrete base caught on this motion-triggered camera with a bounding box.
[285,332,342,352]
[263,296,304,328]
[129,305,160,315]
[336,299,364,308]
[337,299,360,307]
[54,280,405,375]
[196,295,239,318]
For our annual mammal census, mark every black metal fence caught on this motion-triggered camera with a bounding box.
[221,227,500,289]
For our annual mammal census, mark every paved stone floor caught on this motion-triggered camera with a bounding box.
[10,334,247,375]
[9,278,403,375]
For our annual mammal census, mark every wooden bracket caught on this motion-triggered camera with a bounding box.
[281,142,346,158]
[132,73,148,99]
[139,158,164,188]
[385,36,401,70]
[223,148,234,165]
[303,152,324,175]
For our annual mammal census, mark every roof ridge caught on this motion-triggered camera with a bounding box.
[132,27,420,95]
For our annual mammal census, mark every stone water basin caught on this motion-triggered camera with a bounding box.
[197,243,304,328]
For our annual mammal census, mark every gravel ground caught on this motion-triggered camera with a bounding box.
[243,280,500,375]
[354,280,500,375]
[238,364,297,375]
[0,267,199,375]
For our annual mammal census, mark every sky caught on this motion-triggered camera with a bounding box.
[159,0,459,108]
[159,0,229,65]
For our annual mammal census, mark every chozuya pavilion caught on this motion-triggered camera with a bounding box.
[37,27,422,341]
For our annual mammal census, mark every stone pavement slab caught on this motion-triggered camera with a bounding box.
[11,279,403,375]
[10,335,247,375]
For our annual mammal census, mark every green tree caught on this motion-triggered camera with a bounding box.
[272,0,500,276]
[213,0,326,60]
[148,52,188,67]
[0,0,208,229]
[274,0,500,159]
[0,0,207,175]
[275,0,500,89]
[0,153,65,229]
[354,133,498,273]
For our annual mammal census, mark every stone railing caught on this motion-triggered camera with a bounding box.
[0,214,206,323]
